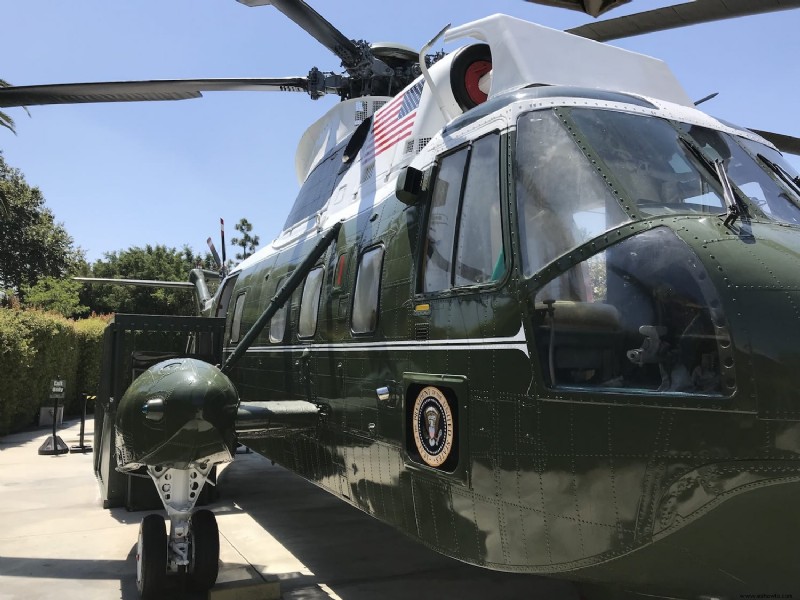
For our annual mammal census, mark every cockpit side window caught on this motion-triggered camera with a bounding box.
[421,131,504,293]
[455,133,505,286]
[422,148,467,293]
[515,110,628,299]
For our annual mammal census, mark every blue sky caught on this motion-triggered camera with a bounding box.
[2,1,799,263]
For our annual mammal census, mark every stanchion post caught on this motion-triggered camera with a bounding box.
[70,392,93,453]
[51,393,58,439]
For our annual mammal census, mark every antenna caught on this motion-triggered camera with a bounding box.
[694,92,719,106]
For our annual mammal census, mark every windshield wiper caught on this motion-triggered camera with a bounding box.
[757,153,800,198]
[713,159,742,227]
[679,136,745,227]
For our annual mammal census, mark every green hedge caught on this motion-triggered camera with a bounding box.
[0,309,109,435]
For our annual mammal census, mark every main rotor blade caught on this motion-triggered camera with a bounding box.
[207,238,222,269]
[568,0,800,42]
[238,0,363,71]
[0,77,308,108]
[750,129,800,156]
[523,0,631,18]
[220,218,227,267]
[74,277,194,289]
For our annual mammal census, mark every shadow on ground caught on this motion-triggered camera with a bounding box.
[213,451,580,600]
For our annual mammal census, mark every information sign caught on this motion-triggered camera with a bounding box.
[50,379,66,400]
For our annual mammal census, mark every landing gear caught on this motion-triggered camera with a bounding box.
[136,514,167,600]
[188,509,220,591]
[134,462,222,599]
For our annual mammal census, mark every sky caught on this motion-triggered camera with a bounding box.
[2,0,799,264]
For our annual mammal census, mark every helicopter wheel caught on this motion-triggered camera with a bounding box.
[136,514,167,600]
[188,509,220,591]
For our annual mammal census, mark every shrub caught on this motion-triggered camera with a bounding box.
[0,309,109,435]
[74,315,111,403]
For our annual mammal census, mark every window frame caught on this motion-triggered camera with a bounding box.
[229,291,247,345]
[418,130,505,296]
[269,275,290,344]
[215,273,240,318]
[420,144,469,295]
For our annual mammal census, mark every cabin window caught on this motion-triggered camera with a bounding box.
[352,246,385,334]
[334,253,347,289]
[421,131,503,293]
[269,276,289,344]
[298,266,324,338]
[230,292,247,344]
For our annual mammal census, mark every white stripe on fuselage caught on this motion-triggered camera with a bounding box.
[225,324,529,358]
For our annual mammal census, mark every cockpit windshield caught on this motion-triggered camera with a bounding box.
[567,107,800,226]
[514,106,799,400]
[568,108,729,218]
[514,108,742,398]
[729,135,800,225]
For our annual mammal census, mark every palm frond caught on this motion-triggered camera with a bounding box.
[0,79,31,135]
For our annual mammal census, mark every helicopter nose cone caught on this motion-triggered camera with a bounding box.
[685,221,800,419]
[115,358,239,470]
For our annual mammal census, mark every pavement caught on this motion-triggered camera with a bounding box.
[0,418,581,600]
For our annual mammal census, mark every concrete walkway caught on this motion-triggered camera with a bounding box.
[0,418,580,600]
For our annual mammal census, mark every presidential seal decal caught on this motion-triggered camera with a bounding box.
[412,386,454,468]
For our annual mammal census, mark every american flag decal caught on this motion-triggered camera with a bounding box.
[363,80,424,162]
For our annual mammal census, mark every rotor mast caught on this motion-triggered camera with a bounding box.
[237,0,418,99]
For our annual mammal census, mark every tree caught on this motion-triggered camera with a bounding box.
[0,152,78,296]
[1,79,31,216]
[21,276,88,318]
[86,244,215,316]
[230,218,260,261]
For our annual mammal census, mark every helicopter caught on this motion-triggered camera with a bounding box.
[3,1,800,599]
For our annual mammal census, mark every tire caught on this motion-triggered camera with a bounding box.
[136,514,167,599]
[188,509,219,591]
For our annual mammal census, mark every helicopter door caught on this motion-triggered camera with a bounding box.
[350,244,386,441]
[411,130,521,471]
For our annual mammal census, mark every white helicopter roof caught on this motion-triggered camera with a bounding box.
[292,14,693,185]
[237,6,771,277]
[445,14,692,107]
